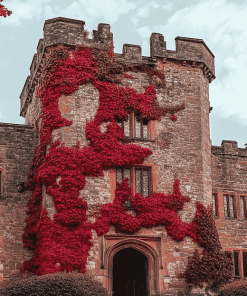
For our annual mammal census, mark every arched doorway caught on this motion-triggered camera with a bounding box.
[113,247,149,296]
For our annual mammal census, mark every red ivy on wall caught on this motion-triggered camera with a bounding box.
[21,42,232,289]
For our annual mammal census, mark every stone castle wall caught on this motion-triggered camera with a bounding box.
[0,123,39,286]
[211,141,247,271]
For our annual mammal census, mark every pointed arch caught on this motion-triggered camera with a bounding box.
[104,238,160,295]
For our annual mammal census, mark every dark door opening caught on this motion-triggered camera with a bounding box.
[113,247,149,296]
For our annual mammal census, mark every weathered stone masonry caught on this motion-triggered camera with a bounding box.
[0,16,246,296]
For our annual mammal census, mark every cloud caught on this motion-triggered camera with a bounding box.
[210,108,247,148]
[162,3,173,10]
[131,1,161,26]
[0,0,136,28]
[0,0,52,26]
[42,0,136,28]
[136,26,153,38]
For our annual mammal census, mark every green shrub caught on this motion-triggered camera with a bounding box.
[0,272,109,296]
[217,278,247,296]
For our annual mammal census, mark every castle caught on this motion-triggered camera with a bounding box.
[0,16,247,296]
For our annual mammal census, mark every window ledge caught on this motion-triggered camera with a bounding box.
[224,217,238,220]
[125,137,155,142]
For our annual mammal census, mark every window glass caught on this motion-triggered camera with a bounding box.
[123,168,131,187]
[135,169,141,194]
[212,194,216,216]
[143,117,148,139]
[234,251,240,276]
[143,170,149,197]
[224,195,229,217]
[117,167,151,203]
[116,168,122,184]
[135,114,141,138]
[123,114,130,137]
[241,197,247,219]
[243,252,247,278]
[229,196,235,218]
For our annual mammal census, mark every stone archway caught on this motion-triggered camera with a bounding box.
[113,247,148,296]
[104,238,160,296]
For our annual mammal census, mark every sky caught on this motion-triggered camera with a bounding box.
[0,0,246,148]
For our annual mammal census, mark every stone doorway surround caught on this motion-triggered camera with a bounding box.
[100,234,163,296]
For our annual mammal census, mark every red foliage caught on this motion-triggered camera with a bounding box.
[93,178,197,241]
[0,0,12,17]
[178,203,233,288]
[20,42,231,289]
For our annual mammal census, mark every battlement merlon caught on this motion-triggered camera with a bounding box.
[19,16,216,118]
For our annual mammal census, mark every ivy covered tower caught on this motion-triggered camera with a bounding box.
[1,16,241,296]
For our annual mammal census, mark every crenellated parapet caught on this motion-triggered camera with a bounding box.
[175,36,215,77]
[20,38,45,117]
[20,16,216,118]
[212,140,247,157]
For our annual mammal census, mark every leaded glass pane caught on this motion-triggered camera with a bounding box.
[124,113,130,136]
[224,196,229,217]
[135,114,141,138]
[234,251,239,276]
[135,169,141,195]
[229,196,235,218]
[143,118,148,139]
[212,195,216,216]
[241,197,245,219]
[243,252,247,278]
[124,168,131,187]
[116,168,122,184]
[143,170,149,197]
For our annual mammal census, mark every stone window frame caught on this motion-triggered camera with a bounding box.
[116,166,152,208]
[227,249,247,279]
[212,193,219,217]
[116,109,151,141]
[240,196,247,219]
[101,234,161,295]
[223,194,237,219]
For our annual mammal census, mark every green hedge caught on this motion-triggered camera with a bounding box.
[0,272,109,296]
